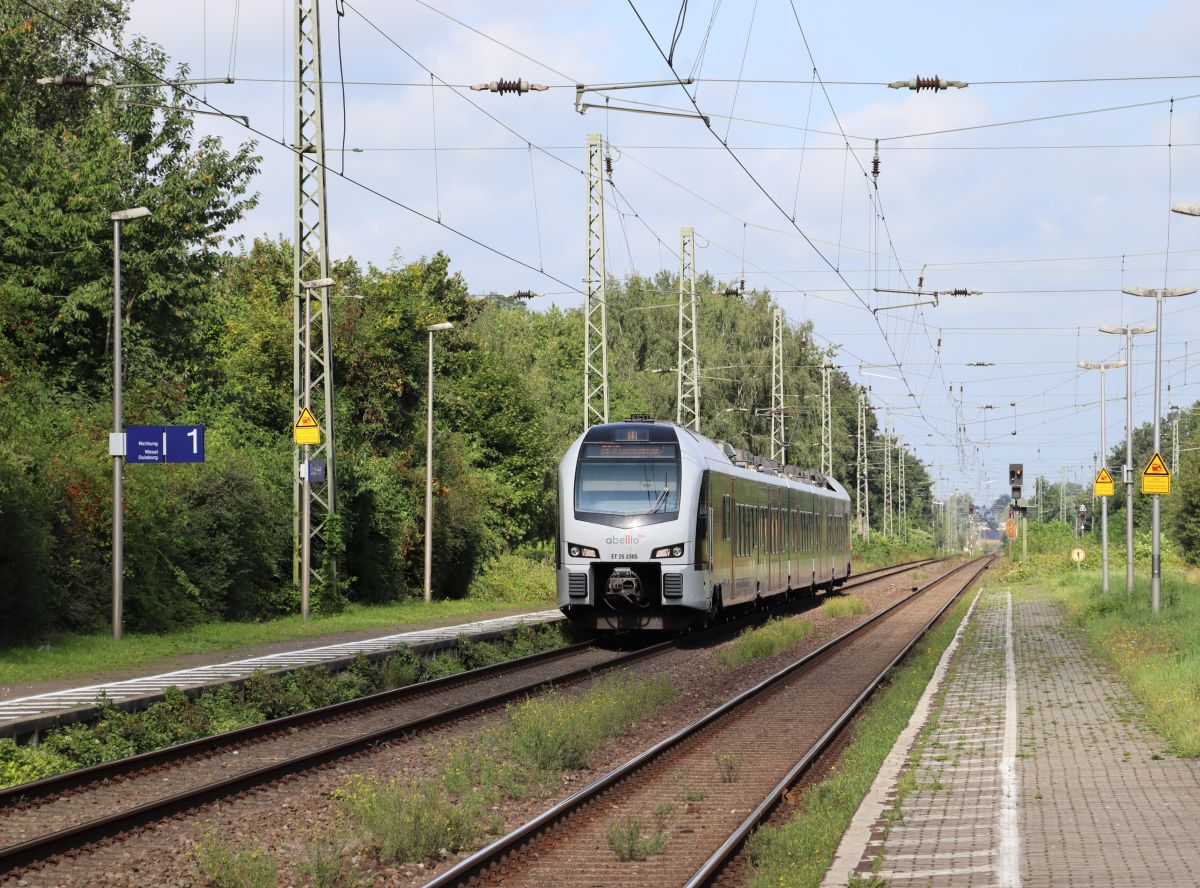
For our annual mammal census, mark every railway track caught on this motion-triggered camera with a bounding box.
[0,556,942,878]
[424,555,992,888]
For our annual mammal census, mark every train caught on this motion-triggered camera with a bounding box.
[556,416,853,631]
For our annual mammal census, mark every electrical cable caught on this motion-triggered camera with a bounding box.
[14,0,586,296]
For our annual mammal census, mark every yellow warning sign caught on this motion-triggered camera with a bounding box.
[1141,451,1171,495]
[294,407,320,445]
[1093,467,1115,498]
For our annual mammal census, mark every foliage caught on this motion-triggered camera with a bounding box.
[336,671,680,865]
[852,530,934,571]
[718,618,815,667]
[0,626,566,790]
[505,674,676,773]
[194,829,278,888]
[0,2,986,641]
[335,775,486,864]
[465,550,555,604]
[1052,568,1200,755]
[820,596,870,619]
[607,811,671,862]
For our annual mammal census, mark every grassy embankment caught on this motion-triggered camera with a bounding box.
[0,553,554,687]
[0,624,568,790]
[851,533,938,572]
[1000,528,1200,756]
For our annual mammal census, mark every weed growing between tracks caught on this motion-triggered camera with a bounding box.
[819,596,870,619]
[606,802,676,861]
[718,618,816,667]
[0,625,566,789]
[743,591,974,888]
[334,673,678,865]
[194,828,279,888]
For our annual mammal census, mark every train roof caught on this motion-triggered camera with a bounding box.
[584,418,850,500]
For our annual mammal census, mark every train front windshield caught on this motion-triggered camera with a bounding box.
[574,442,680,517]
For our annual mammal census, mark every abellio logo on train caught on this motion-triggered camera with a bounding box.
[606,532,642,545]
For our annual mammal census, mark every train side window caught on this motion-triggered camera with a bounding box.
[722,495,731,541]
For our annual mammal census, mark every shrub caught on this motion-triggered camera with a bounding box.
[0,738,74,787]
[467,551,555,605]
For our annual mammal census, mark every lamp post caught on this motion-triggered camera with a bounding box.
[109,207,151,641]
[424,322,454,603]
[1099,323,1155,595]
[299,276,335,620]
[1078,360,1126,593]
[1120,285,1197,612]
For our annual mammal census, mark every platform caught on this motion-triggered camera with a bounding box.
[0,609,563,739]
[824,585,1200,887]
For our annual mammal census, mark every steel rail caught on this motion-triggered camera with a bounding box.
[0,557,932,808]
[0,557,941,876]
[684,555,995,887]
[422,556,987,888]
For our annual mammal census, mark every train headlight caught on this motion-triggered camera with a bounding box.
[652,543,686,558]
[567,543,599,559]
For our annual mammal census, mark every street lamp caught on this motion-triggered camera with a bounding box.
[424,322,454,604]
[1078,360,1127,594]
[109,206,151,641]
[1099,323,1155,595]
[1120,284,1197,612]
[299,277,335,621]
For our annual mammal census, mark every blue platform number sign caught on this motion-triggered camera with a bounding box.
[124,425,205,464]
[165,425,205,463]
[126,425,164,463]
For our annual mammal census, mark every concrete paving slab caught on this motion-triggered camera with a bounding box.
[823,585,1200,887]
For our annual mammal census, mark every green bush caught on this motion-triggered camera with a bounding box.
[0,738,74,787]
[466,552,555,605]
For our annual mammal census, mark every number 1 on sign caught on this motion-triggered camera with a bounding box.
[187,427,198,454]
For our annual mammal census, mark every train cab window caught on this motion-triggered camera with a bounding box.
[574,441,680,519]
[722,495,731,541]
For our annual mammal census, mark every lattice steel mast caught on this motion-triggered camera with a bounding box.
[584,134,609,429]
[677,226,699,431]
[882,412,892,536]
[856,388,869,540]
[293,0,337,592]
[820,363,832,476]
[897,435,907,540]
[771,308,785,464]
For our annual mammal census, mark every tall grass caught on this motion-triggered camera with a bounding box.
[820,596,870,619]
[718,619,815,667]
[1052,568,1200,755]
[337,673,678,864]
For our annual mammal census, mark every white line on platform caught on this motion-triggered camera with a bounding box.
[876,863,996,880]
[997,586,1021,887]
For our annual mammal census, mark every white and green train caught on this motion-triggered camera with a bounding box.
[557,418,852,632]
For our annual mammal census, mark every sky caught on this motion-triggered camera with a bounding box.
[122,0,1200,505]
